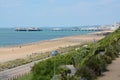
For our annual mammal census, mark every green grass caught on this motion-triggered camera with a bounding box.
[16,73,32,80]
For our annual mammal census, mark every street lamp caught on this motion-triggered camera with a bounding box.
[52,50,58,80]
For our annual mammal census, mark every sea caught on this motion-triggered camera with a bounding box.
[0,28,96,47]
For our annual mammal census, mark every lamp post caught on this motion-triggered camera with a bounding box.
[52,50,58,80]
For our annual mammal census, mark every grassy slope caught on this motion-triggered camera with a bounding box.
[17,27,120,80]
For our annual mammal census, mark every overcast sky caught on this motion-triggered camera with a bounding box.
[0,0,120,27]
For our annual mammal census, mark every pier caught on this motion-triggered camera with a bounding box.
[15,27,42,31]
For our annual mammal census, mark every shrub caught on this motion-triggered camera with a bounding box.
[75,65,96,80]
[32,59,54,80]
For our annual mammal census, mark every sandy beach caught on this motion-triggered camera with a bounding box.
[0,31,111,62]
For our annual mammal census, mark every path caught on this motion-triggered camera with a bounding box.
[98,56,120,80]
[0,57,50,80]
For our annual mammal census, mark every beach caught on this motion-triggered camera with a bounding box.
[0,31,112,62]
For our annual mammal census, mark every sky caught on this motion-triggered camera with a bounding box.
[0,0,120,27]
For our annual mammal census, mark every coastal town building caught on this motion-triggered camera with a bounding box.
[99,22,120,31]
[115,22,120,28]
[110,22,120,30]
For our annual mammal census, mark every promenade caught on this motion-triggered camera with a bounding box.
[0,57,50,80]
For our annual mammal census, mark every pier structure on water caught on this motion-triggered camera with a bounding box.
[15,27,42,31]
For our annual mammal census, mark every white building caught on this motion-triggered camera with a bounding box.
[115,22,120,28]
[111,22,120,30]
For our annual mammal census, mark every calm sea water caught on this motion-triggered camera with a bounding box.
[0,28,95,47]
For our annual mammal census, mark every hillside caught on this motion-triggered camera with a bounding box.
[17,27,120,80]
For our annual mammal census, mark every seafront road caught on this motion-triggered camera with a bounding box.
[0,57,51,80]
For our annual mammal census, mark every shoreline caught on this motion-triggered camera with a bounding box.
[0,32,94,48]
[0,30,96,48]
[0,31,102,48]
[0,30,112,62]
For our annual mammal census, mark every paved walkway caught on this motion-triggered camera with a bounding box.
[0,57,50,80]
[98,56,120,80]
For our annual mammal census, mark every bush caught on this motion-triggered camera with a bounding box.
[75,65,96,80]
[103,55,112,64]
[85,54,107,76]
[32,59,54,80]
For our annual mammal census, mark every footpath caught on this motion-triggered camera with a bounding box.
[98,55,120,80]
[0,57,50,80]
